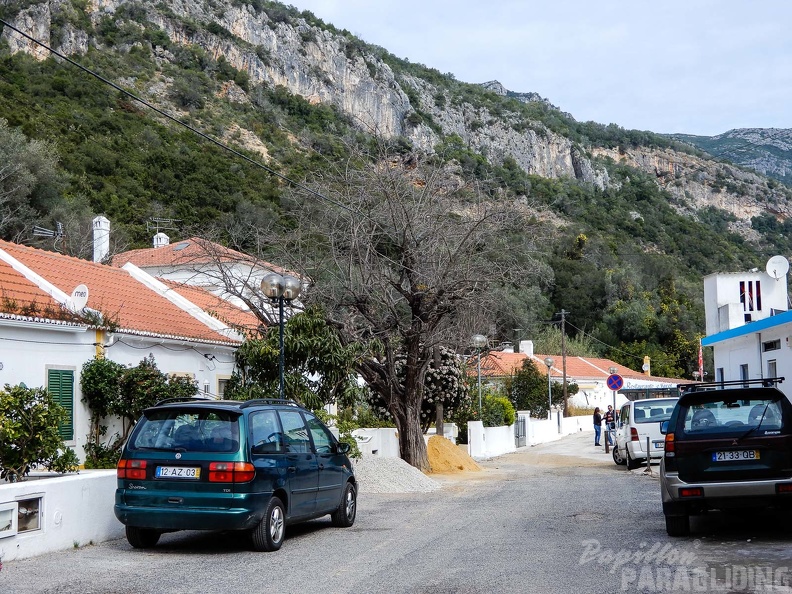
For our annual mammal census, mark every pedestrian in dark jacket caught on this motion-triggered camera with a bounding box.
[593,407,602,446]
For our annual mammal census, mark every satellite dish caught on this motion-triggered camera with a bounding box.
[766,256,790,280]
[70,284,89,311]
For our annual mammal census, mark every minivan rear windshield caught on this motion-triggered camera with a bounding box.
[131,409,241,452]
[633,400,677,424]
[681,397,784,435]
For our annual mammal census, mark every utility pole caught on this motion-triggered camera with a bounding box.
[557,309,569,417]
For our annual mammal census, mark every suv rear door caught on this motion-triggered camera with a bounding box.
[673,391,792,483]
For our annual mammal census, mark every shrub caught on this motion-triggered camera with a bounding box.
[481,395,516,428]
[0,384,80,481]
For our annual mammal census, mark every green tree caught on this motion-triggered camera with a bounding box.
[114,355,198,440]
[224,306,360,409]
[507,359,568,418]
[0,383,79,481]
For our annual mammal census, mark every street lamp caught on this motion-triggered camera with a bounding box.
[261,273,302,399]
[544,357,554,420]
[471,334,488,417]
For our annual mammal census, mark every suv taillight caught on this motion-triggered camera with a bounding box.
[117,459,147,480]
[630,427,639,441]
[664,432,675,456]
[208,462,255,483]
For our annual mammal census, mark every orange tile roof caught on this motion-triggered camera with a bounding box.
[112,237,288,274]
[471,350,685,384]
[159,279,263,338]
[0,240,240,345]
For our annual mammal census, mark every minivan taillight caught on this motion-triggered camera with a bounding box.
[630,427,639,442]
[208,462,255,483]
[117,459,147,480]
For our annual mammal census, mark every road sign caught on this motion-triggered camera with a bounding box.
[607,374,624,391]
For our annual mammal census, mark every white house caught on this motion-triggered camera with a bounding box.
[701,257,792,398]
[0,236,263,464]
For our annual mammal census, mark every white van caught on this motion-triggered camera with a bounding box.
[612,397,679,469]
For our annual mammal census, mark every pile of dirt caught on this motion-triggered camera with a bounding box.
[427,435,481,473]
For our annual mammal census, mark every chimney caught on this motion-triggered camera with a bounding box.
[519,340,534,356]
[92,216,110,263]
[153,232,170,248]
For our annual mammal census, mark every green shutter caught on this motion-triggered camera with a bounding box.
[48,369,74,441]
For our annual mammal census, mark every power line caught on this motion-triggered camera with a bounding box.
[0,17,356,216]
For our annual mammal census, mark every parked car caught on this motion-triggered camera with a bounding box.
[114,397,357,551]
[660,378,792,536]
[612,397,679,469]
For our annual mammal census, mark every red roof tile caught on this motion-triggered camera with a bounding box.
[112,237,288,274]
[471,350,685,384]
[0,240,239,345]
[159,279,262,337]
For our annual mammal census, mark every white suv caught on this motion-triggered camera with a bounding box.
[612,397,679,469]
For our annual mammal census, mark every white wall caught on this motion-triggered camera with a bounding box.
[0,471,121,561]
[352,428,400,457]
[0,321,236,464]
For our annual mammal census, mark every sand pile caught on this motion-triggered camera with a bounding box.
[427,435,481,473]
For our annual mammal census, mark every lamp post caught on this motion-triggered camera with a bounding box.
[471,334,488,417]
[261,273,302,400]
[544,357,554,420]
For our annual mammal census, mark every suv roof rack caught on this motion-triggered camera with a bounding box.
[238,398,301,409]
[153,396,215,406]
[679,377,785,394]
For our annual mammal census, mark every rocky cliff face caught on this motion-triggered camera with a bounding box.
[3,0,788,238]
[672,129,792,188]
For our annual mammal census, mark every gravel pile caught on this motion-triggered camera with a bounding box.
[352,455,442,494]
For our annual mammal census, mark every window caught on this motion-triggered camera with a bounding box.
[762,339,781,352]
[278,411,310,453]
[48,369,74,441]
[768,360,778,378]
[305,413,335,454]
[17,497,41,532]
[740,364,749,387]
[250,410,282,453]
[217,377,230,399]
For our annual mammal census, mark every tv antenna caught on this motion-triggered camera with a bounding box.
[32,222,65,252]
[146,218,181,234]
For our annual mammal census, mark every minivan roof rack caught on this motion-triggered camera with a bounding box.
[238,398,301,409]
[679,377,785,394]
[153,396,215,406]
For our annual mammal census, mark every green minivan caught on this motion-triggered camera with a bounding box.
[114,398,357,551]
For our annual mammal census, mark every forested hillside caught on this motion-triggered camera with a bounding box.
[1,0,790,379]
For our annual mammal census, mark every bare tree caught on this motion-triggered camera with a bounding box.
[280,143,551,470]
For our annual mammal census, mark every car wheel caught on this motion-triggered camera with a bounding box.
[665,514,690,537]
[125,526,160,549]
[251,497,285,552]
[626,450,640,470]
[330,482,357,528]
[612,446,625,465]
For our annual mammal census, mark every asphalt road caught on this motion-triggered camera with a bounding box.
[2,432,791,594]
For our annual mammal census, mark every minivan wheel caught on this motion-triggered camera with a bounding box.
[612,446,625,466]
[126,526,160,549]
[331,482,357,528]
[665,514,690,537]
[251,497,285,552]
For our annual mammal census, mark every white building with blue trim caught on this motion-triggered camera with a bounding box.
[702,262,792,398]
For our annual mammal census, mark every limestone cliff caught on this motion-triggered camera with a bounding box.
[2,0,790,238]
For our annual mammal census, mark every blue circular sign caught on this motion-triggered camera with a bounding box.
[607,374,624,391]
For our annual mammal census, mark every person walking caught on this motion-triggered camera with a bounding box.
[593,407,602,446]
[603,405,616,445]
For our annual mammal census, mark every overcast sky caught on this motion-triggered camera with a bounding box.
[285,0,791,137]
